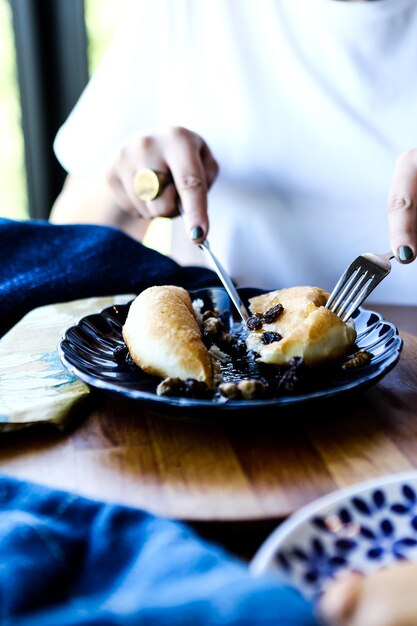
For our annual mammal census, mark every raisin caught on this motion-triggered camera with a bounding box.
[247,313,263,330]
[262,303,284,324]
[229,340,248,357]
[114,345,139,370]
[246,304,284,330]
[261,331,282,345]
[202,309,219,321]
[276,357,305,393]
[183,379,213,399]
[113,345,128,363]
[125,352,138,370]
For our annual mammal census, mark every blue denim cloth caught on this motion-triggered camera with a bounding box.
[0,218,219,338]
[0,475,319,626]
[0,219,320,625]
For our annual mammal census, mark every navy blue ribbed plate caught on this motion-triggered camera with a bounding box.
[58,287,403,414]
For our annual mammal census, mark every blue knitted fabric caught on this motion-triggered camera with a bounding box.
[0,218,220,337]
[0,475,320,626]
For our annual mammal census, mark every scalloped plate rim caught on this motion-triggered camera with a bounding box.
[57,287,403,412]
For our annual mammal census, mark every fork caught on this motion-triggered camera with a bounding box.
[325,251,395,322]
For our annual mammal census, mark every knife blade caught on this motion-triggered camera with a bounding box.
[198,240,250,324]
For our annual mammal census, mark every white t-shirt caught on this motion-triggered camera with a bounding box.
[54,0,417,304]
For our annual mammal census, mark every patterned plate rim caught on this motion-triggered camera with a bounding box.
[58,288,403,411]
[250,469,417,577]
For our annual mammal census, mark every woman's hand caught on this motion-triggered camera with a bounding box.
[318,561,417,626]
[105,126,219,243]
[387,149,417,263]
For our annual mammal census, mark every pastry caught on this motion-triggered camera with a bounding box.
[245,285,356,367]
[122,285,215,387]
[318,561,417,626]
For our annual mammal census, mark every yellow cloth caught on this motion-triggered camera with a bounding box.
[0,295,134,432]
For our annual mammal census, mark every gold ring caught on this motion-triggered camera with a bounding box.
[133,168,173,201]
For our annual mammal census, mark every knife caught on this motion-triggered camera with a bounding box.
[198,239,250,324]
[177,198,250,324]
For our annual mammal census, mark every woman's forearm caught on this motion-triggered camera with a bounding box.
[50,173,150,241]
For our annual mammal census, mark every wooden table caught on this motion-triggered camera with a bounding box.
[1,304,416,560]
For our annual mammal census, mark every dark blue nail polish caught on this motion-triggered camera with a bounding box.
[397,245,413,263]
[191,226,204,241]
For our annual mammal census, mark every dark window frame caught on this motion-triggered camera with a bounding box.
[10,0,89,219]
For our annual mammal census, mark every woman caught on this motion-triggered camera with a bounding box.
[51,0,417,304]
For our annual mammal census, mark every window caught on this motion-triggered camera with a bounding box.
[1,0,123,222]
[1,0,171,254]
[0,0,27,220]
[85,0,123,74]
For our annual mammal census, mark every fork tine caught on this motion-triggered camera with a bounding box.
[333,270,373,318]
[339,275,375,321]
[340,270,389,322]
[326,265,361,311]
[326,267,361,312]
[326,251,394,323]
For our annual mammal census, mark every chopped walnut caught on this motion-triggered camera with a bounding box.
[203,316,224,336]
[341,350,372,369]
[219,379,268,400]
[200,308,243,356]
[209,344,231,363]
[202,309,220,321]
[238,379,268,399]
[156,377,213,399]
[156,377,184,396]
[218,382,242,400]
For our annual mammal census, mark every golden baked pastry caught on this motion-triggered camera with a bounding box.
[318,561,417,626]
[122,285,215,387]
[245,285,356,367]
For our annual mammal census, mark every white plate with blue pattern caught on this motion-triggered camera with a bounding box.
[250,470,417,601]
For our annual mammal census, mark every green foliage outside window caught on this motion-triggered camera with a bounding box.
[0,0,27,219]
[0,0,122,221]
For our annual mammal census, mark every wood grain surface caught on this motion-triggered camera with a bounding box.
[1,324,416,525]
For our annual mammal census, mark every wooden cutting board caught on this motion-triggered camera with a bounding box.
[0,332,416,523]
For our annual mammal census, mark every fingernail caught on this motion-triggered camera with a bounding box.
[191,226,204,241]
[397,245,414,263]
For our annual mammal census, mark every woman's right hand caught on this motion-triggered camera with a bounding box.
[387,148,417,264]
[105,126,219,243]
